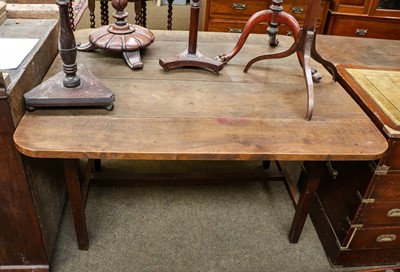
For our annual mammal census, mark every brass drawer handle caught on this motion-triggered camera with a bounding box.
[228,28,243,33]
[387,208,400,217]
[355,29,368,36]
[291,7,304,14]
[232,2,246,10]
[376,234,396,243]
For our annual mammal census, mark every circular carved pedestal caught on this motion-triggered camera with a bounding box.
[78,0,154,69]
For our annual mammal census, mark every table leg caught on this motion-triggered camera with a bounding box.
[68,2,75,31]
[64,159,89,250]
[167,0,173,30]
[288,161,324,243]
[88,0,96,28]
[100,0,109,25]
[134,0,146,27]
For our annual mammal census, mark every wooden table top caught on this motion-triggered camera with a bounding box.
[13,29,388,161]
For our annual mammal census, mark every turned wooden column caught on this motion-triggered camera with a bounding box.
[24,0,115,111]
[159,0,224,74]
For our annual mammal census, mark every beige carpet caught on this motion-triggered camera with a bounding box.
[49,160,362,272]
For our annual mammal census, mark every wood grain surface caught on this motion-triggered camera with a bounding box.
[14,30,388,161]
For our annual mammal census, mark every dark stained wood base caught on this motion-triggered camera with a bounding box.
[159,50,224,74]
[77,24,155,70]
[24,67,115,111]
[159,0,223,74]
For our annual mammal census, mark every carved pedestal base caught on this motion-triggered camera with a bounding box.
[78,25,154,69]
[78,0,154,69]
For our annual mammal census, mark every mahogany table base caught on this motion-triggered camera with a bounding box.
[78,0,155,70]
[78,24,155,70]
[24,68,115,111]
[159,0,224,74]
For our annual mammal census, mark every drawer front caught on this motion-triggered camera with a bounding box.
[367,173,400,201]
[207,19,324,34]
[209,0,268,17]
[355,201,400,226]
[284,0,329,30]
[326,14,400,40]
[206,0,329,34]
[207,19,270,33]
[381,140,400,170]
[208,21,321,36]
[348,227,400,249]
[283,1,307,22]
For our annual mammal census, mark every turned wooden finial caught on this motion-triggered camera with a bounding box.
[112,0,129,27]
[57,0,81,88]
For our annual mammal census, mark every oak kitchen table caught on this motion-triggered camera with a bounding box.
[13,29,388,252]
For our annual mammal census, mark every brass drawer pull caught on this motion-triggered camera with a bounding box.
[232,2,246,10]
[376,234,396,243]
[228,28,243,33]
[387,208,400,217]
[291,7,304,14]
[355,29,368,36]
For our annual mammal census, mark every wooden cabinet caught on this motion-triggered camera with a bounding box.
[0,19,65,272]
[308,162,400,266]
[308,66,400,267]
[204,0,330,34]
[325,0,400,39]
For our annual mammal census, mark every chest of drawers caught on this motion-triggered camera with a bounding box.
[308,65,400,267]
[325,14,400,40]
[204,0,330,34]
[324,0,400,40]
